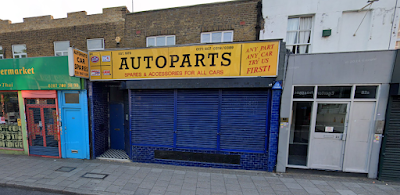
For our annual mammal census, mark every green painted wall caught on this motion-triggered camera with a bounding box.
[18,91,29,154]
[0,149,25,155]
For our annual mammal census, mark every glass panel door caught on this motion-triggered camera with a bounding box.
[308,102,349,171]
[315,103,347,133]
[288,102,312,166]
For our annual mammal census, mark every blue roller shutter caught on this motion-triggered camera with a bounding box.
[131,90,174,146]
[176,90,219,149]
[220,89,268,152]
[131,89,269,153]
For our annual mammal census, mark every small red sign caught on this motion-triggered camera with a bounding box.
[91,56,99,63]
[91,70,100,76]
[103,70,111,75]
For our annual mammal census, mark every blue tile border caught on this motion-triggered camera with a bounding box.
[132,146,268,171]
[89,82,110,158]
[267,87,282,172]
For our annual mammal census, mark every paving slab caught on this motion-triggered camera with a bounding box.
[0,154,399,195]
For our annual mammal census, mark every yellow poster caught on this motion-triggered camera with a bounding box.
[241,41,279,77]
[69,48,89,78]
[89,41,279,80]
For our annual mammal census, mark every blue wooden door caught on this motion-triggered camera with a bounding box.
[63,109,85,158]
[110,103,124,150]
[59,91,89,159]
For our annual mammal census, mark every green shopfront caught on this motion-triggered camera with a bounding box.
[0,56,89,159]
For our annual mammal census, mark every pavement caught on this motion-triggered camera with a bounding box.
[0,185,65,195]
[0,154,399,195]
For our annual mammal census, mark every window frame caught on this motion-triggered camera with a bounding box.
[64,92,80,104]
[87,38,105,51]
[54,41,70,56]
[12,44,27,59]
[146,35,176,47]
[286,16,313,54]
[200,30,234,43]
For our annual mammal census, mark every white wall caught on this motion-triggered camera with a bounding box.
[260,0,400,53]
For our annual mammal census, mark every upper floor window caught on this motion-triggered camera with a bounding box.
[54,41,70,56]
[146,35,175,47]
[12,44,27,58]
[286,17,312,54]
[0,46,3,59]
[201,31,233,43]
[87,38,104,50]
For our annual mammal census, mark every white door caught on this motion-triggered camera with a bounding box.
[342,102,375,173]
[308,102,349,170]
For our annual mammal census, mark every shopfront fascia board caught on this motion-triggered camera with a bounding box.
[122,77,276,90]
[88,40,281,81]
[0,56,81,90]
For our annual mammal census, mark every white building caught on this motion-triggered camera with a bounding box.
[260,0,400,178]
[260,0,400,53]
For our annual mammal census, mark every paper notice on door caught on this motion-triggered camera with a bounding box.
[325,126,334,132]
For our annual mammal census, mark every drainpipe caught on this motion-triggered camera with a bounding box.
[256,1,262,40]
[389,0,399,49]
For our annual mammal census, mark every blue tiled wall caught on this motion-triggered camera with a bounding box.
[267,88,282,172]
[132,146,268,171]
[129,88,282,171]
[88,82,110,158]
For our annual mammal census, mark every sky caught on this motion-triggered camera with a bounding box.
[0,0,232,23]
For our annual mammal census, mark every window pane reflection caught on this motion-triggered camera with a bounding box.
[288,101,312,166]
[315,103,347,133]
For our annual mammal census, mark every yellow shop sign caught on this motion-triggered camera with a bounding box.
[89,41,280,80]
[68,47,89,79]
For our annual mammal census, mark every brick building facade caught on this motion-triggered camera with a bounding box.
[0,0,262,58]
[125,0,262,47]
[0,0,284,172]
[0,6,128,58]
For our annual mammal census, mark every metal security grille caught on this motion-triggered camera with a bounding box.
[131,89,269,153]
[176,89,219,149]
[131,90,175,146]
[26,99,59,157]
[379,96,400,181]
[220,89,268,152]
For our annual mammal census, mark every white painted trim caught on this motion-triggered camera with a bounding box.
[68,47,75,77]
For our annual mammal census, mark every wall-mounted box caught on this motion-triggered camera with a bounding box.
[322,29,331,37]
